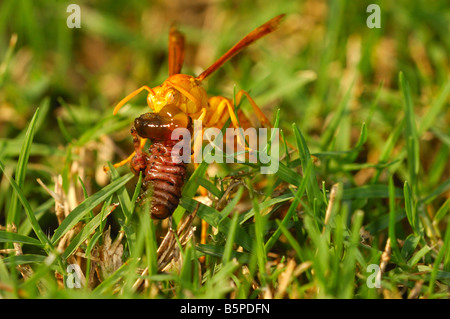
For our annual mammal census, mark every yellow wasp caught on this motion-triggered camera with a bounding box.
[111,14,285,248]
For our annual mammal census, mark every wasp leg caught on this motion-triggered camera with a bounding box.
[205,97,251,152]
[104,128,147,172]
[235,90,272,129]
[235,90,296,150]
[129,127,148,175]
[191,108,210,262]
[103,152,137,172]
[113,85,155,115]
[191,108,207,164]
[197,98,251,259]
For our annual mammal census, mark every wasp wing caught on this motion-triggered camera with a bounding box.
[196,14,285,82]
[168,25,185,76]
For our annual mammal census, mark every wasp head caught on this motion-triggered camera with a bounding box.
[147,74,208,115]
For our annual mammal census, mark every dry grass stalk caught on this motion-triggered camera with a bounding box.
[98,226,124,279]
[275,258,296,299]
[131,209,198,292]
[37,167,122,290]
[6,223,34,281]
[157,209,198,272]
[407,280,424,299]
[323,183,339,232]
[377,237,392,294]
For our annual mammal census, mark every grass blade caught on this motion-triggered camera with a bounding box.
[340,210,364,298]
[173,160,209,223]
[275,219,306,262]
[276,162,302,187]
[418,79,450,135]
[51,173,134,244]
[2,254,46,267]
[389,176,404,264]
[320,79,354,150]
[404,181,419,235]
[7,108,40,228]
[107,162,132,222]
[62,203,116,259]
[371,120,404,183]
[0,231,44,247]
[408,245,432,267]
[265,160,312,252]
[399,72,420,195]
[428,220,450,294]
[293,123,323,212]
[0,160,53,251]
[239,192,292,224]
[180,197,253,251]
[221,212,240,265]
[342,184,403,200]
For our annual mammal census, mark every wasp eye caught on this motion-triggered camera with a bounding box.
[165,90,180,104]
[147,94,155,109]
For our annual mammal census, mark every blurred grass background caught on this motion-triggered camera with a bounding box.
[0,0,449,299]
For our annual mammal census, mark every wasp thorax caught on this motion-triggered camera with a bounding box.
[134,105,191,140]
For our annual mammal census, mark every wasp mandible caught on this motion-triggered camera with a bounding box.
[111,14,285,220]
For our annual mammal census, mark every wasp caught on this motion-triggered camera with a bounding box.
[111,15,285,221]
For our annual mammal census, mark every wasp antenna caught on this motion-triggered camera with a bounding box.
[195,14,285,82]
[113,86,155,115]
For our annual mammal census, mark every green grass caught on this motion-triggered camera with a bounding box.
[0,0,449,299]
